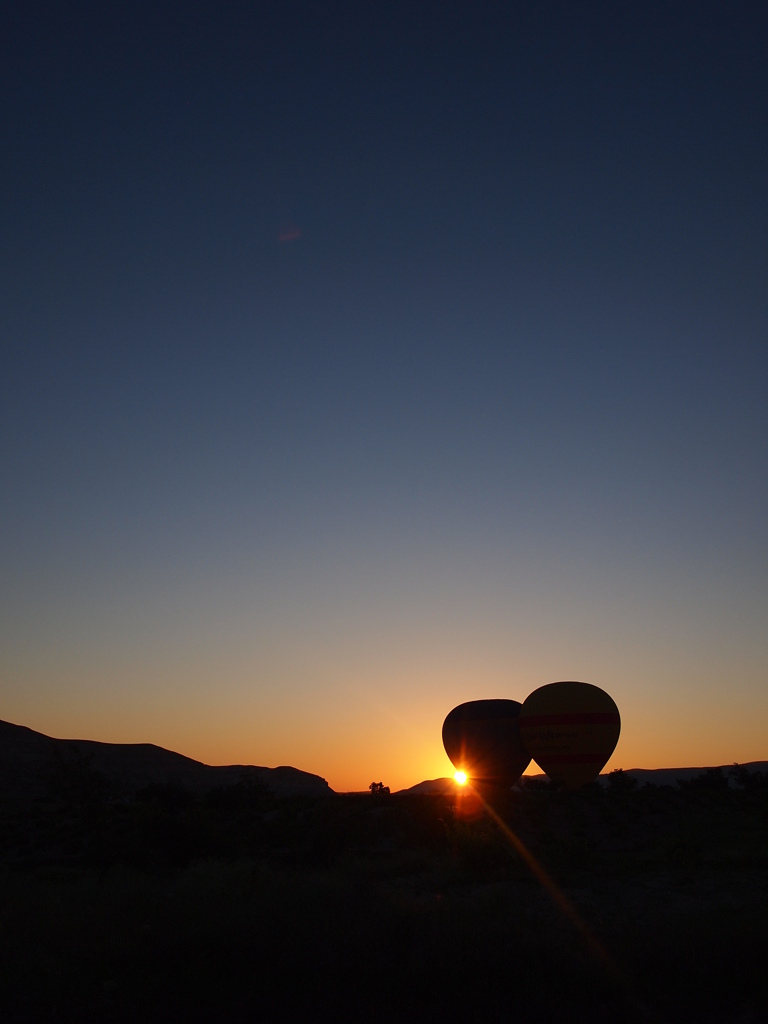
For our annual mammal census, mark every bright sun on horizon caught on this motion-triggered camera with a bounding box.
[454,771,468,785]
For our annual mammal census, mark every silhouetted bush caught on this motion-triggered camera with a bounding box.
[678,766,729,790]
[205,774,272,812]
[518,775,554,791]
[605,768,638,793]
[730,763,768,790]
[135,782,195,811]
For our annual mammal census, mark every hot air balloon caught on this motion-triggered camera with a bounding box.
[442,699,531,787]
[518,681,620,788]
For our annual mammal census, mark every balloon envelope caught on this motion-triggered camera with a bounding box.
[518,681,620,788]
[442,699,531,786]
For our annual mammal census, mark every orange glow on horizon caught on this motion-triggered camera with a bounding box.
[5,680,768,795]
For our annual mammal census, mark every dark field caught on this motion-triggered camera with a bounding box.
[1,773,766,1023]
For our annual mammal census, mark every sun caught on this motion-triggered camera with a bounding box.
[453,771,468,785]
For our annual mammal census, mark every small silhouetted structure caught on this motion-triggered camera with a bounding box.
[369,782,390,796]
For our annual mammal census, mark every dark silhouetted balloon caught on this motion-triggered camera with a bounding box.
[442,699,531,786]
[518,681,620,788]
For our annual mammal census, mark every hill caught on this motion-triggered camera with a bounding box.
[399,761,768,794]
[0,719,332,800]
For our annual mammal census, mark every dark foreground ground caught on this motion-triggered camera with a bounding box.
[1,768,766,1023]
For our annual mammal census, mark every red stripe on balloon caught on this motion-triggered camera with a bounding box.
[520,713,619,727]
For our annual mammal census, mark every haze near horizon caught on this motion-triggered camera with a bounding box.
[2,1,766,793]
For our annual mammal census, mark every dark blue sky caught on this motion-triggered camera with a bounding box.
[2,1,767,787]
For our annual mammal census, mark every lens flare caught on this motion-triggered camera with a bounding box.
[454,771,468,785]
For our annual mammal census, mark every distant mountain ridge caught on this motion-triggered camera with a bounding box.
[0,720,333,799]
[401,762,768,795]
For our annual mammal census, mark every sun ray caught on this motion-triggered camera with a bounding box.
[457,782,646,1014]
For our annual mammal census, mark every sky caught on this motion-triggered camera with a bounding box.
[2,1,767,792]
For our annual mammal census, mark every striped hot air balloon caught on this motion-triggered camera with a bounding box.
[518,681,620,788]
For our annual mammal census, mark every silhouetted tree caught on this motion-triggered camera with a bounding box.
[518,776,553,791]
[606,768,638,792]
[729,763,768,790]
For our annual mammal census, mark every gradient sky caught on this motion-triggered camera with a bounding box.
[2,1,767,791]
